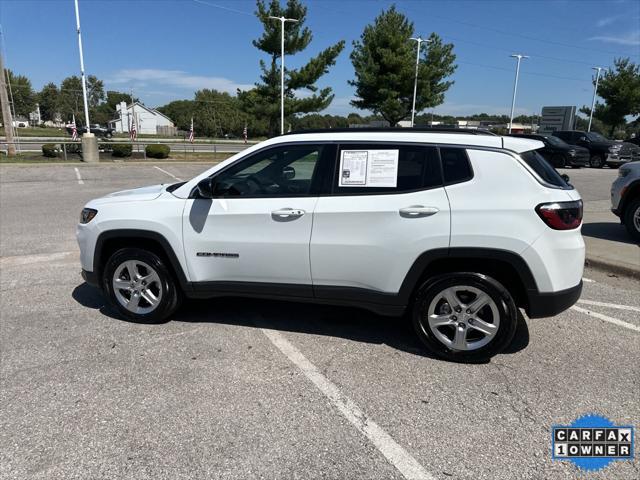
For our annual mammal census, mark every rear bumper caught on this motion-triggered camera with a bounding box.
[526,281,582,318]
[81,269,100,288]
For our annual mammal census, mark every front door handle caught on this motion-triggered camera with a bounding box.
[271,208,305,222]
[399,205,439,218]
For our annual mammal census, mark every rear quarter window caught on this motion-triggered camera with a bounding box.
[440,147,473,184]
[520,150,571,188]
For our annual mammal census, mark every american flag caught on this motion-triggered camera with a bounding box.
[189,117,194,143]
[71,115,78,141]
[243,124,248,144]
[129,113,137,141]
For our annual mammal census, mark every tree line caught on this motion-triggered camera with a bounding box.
[4,1,639,138]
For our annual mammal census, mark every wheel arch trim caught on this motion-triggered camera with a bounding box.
[398,247,538,305]
[93,229,191,292]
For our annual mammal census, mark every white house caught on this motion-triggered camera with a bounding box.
[109,101,176,136]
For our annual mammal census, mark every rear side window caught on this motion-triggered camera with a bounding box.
[520,150,570,188]
[440,147,473,184]
[333,144,442,194]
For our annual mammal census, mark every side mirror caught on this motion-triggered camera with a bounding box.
[578,136,589,143]
[196,177,216,198]
[561,174,571,184]
[282,165,296,180]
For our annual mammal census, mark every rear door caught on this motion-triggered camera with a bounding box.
[310,143,450,297]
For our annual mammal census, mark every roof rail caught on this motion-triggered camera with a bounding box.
[284,127,497,136]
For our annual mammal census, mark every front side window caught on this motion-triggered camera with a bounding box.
[212,144,325,197]
[333,144,442,194]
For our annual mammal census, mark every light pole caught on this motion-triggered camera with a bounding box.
[74,0,91,134]
[508,54,528,134]
[410,36,431,127]
[269,15,298,135]
[588,66,603,132]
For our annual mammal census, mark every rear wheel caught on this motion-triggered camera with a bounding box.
[103,248,180,323]
[412,273,518,363]
[590,154,605,168]
[623,198,640,242]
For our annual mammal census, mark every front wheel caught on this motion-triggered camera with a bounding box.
[412,273,518,363]
[590,154,605,168]
[623,198,640,242]
[103,248,180,323]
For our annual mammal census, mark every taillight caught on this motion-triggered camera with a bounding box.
[536,200,583,230]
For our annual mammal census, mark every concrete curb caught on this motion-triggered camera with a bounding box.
[585,256,640,280]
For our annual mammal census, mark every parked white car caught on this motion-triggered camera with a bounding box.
[77,129,585,362]
[611,161,640,241]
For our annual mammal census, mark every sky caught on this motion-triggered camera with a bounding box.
[1,0,639,118]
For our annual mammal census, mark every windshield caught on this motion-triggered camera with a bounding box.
[520,150,571,189]
[586,132,608,142]
[544,135,567,147]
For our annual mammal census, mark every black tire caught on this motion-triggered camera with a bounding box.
[412,273,518,363]
[623,198,640,242]
[590,154,605,168]
[551,154,566,169]
[103,248,180,323]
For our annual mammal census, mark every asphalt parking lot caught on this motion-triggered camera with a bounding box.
[1,163,639,479]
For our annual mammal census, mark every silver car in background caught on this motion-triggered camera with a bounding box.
[611,161,640,241]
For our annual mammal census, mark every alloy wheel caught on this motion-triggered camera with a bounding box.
[424,285,500,351]
[112,260,163,314]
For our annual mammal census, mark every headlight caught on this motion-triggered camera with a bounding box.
[618,169,630,178]
[609,144,622,152]
[568,149,576,157]
[80,208,98,224]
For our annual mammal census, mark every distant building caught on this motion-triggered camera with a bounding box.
[109,102,177,136]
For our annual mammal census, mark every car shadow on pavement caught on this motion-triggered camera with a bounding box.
[582,222,638,246]
[72,283,530,362]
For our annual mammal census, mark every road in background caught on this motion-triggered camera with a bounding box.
[1,164,638,479]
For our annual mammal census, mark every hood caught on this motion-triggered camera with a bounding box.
[93,184,167,204]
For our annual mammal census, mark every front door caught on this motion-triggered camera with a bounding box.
[182,143,332,294]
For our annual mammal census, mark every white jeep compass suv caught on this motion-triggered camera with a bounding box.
[77,129,585,362]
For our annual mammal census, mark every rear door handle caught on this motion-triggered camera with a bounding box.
[271,208,305,222]
[399,205,439,218]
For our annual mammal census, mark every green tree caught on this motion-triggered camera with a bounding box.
[5,70,36,117]
[58,75,105,125]
[579,58,640,136]
[157,99,196,132]
[349,6,456,126]
[238,0,345,136]
[38,82,60,122]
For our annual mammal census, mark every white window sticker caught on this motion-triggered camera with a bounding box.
[339,149,399,187]
[340,150,368,185]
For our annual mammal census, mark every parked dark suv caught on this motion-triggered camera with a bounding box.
[509,133,589,168]
[552,130,640,168]
[66,124,115,138]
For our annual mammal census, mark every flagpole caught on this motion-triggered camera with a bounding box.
[73,0,91,133]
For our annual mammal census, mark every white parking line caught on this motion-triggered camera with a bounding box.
[582,277,595,283]
[577,299,640,313]
[74,167,84,185]
[259,326,434,480]
[153,166,182,181]
[0,251,75,267]
[571,306,640,333]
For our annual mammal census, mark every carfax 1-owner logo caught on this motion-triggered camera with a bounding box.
[552,414,635,471]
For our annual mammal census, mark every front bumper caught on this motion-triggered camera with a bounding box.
[81,269,100,288]
[526,281,582,318]
[606,154,632,166]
